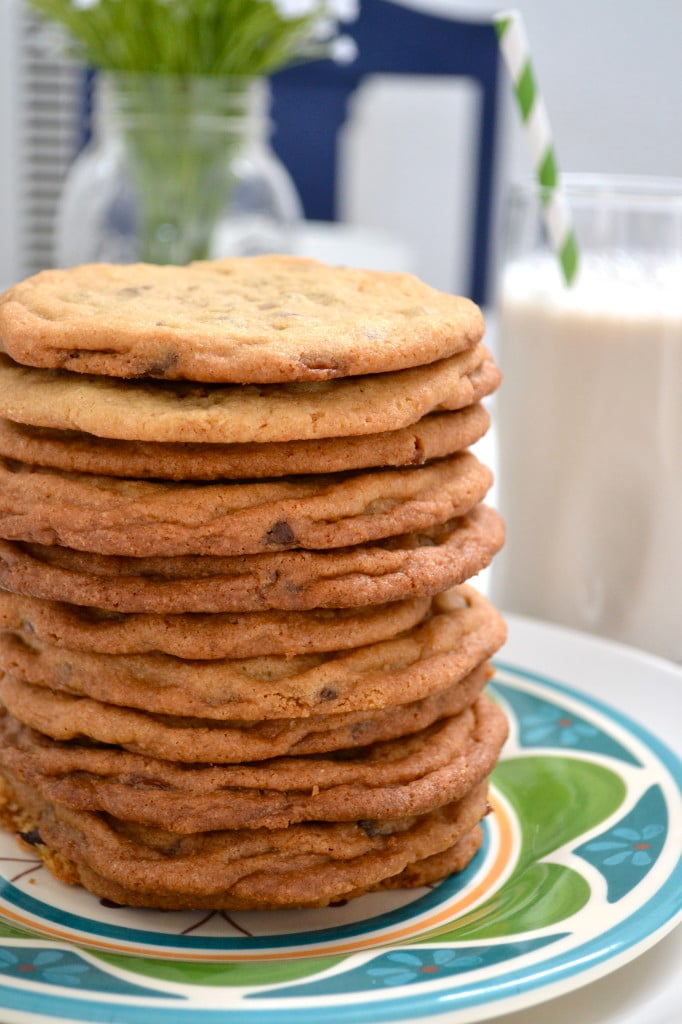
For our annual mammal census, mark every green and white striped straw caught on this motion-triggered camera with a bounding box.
[494,9,580,285]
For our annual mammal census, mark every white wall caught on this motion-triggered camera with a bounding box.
[416,0,682,182]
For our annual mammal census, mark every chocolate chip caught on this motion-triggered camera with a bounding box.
[19,828,43,846]
[263,520,296,547]
[319,687,337,702]
[176,385,212,400]
[142,350,179,377]
[357,820,381,837]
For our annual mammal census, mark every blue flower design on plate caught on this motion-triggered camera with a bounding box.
[491,680,640,765]
[252,936,562,999]
[365,949,483,987]
[0,949,89,988]
[0,945,181,997]
[575,785,668,903]
[521,707,598,747]
[584,825,665,867]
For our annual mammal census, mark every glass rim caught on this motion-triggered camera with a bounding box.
[509,173,682,210]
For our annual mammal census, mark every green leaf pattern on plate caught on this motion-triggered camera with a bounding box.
[432,756,625,941]
[94,950,342,989]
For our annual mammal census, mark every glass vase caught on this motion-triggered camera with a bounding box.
[56,73,302,267]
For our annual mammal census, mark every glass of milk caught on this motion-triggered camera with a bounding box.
[490,174,682,661]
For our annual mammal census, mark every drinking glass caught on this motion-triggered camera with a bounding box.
[490,174,682,661]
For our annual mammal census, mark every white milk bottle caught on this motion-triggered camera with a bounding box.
[490,176,682,661]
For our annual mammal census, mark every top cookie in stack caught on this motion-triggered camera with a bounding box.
[0,255,487,382]
[0,255,507,911]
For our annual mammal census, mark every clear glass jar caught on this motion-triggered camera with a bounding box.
[56,73,302,267]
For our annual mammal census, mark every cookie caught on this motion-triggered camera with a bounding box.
[0,451,492,557]
[0,768,489,909]
[0,591,431,659]
[0,585,505,724]
[0,505,504,612]
[62,825,487,911]
[0,666,490,767]
[0,404,492,480]
[0,696,505,831]
[0,345,495,443]
[0,663,489,782]
[0,700,503,828]
[0,256,484,383]
[0,671,499,831]
[369,825,483,895]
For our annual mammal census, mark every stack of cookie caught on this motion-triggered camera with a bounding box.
[0,256,507,910]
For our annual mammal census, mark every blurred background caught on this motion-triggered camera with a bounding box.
[0,0,680,300]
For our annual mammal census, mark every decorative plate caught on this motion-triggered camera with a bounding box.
[0,617,680,1024]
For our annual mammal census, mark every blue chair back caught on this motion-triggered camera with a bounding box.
[270,0,502,304]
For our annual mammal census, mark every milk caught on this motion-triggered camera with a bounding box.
[491,253,682,661]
